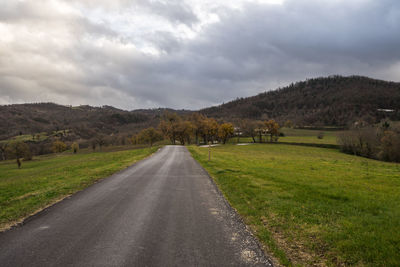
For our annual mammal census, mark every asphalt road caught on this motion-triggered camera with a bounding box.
[0,145,272,266]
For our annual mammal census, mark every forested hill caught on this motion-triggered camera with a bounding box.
[201,76,400,126]
[0,103,189,140]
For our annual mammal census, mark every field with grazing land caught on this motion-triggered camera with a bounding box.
[280,128,339,145]
[230,128,340,146]
[189,144,400,266]
[0,146,159,231]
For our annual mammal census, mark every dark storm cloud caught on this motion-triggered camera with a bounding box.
[1,0,400,109]
[188,0,400,76]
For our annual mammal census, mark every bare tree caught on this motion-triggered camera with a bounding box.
[0,143,7,161]
[240,119,259,143]
[95,134,107,151]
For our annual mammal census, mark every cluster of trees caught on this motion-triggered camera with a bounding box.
[132,128,163,147]
[133,112,281,146]
[235,119,280,143]
[338,121,400,162]
[130,112,239,146]
[158,112,234,145]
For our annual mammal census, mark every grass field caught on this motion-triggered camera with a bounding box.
[0,146,159,231]
[229,128,340,146]
[280,128,339,145]
[0,130,66,145]
[188,144,400,266]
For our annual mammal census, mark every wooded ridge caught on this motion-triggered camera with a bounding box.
[201,75,400,126]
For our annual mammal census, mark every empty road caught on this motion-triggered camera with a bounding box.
[0,145,272,266]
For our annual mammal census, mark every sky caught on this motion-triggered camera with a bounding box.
[0,0,399,110]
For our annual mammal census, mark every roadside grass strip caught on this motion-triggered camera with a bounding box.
[188,144,400,266]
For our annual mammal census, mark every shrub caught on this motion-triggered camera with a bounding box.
[52,140,67,153]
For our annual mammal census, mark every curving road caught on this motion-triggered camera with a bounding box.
[0,145,272,266]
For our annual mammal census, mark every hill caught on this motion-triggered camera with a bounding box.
[0,103,189,141]
[201,76,400,126]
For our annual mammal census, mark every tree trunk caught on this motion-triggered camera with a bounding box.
[0,148,5,161]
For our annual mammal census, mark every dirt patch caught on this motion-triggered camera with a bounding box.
[236,143,253,146]
[11,190,45,201]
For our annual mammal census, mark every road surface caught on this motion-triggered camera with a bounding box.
[0,145,272,266]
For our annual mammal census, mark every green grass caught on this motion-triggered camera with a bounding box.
[280,128,339,145]
[188,144,400,266]
[279,135,337,145]
[0,130,73,145]
[0,134,45,144]
[0,146,159,230]
[229,128,340,145]
[281,127,338,136]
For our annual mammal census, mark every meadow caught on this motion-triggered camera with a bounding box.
[280,128,339,145]
[189,144,400,266]
[0,146,158,231]
[229,128,339,146]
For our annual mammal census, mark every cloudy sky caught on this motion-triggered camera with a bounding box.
[1,0,399,110]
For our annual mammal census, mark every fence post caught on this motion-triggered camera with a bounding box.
[208,141,211,161]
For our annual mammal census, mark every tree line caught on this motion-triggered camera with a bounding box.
[133,112,235,146]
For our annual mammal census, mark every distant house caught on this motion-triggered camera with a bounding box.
[377,109,395,112]
[234,127,242,136]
